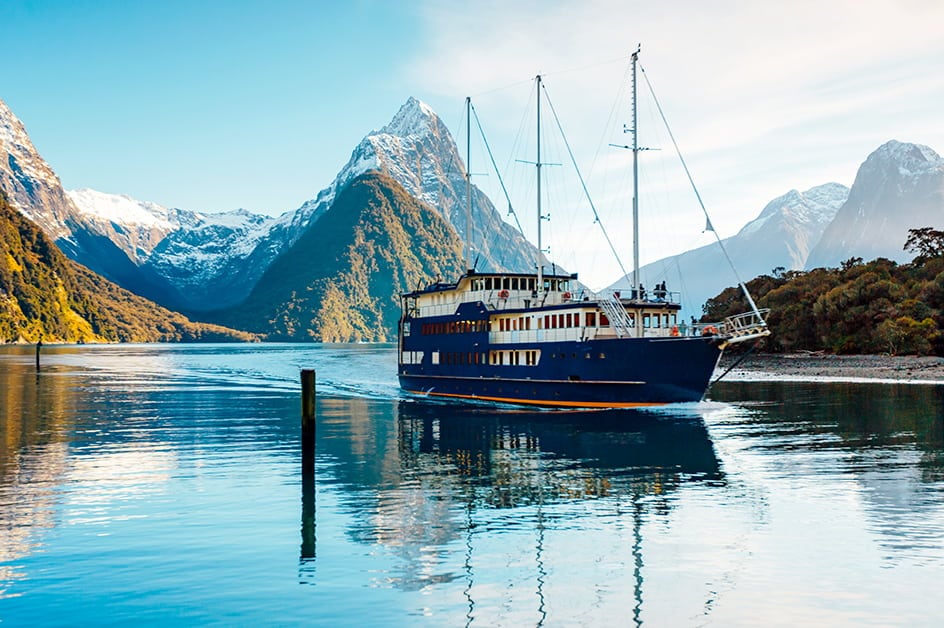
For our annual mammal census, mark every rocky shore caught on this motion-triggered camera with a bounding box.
[716,352,944,383]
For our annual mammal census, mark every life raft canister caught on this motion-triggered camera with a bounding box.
[701,325,718,336]
[498,289,510,299]
[670,325,680,337]
[562,291,572,301]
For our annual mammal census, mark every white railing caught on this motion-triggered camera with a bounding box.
[598,295,634,338]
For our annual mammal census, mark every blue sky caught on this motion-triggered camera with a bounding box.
[3,0,943,285]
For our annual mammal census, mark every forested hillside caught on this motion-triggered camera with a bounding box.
[703,230,944,355]
[0,191,256,343]
[208,172,466,341]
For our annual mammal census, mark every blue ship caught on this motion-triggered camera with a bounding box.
[398,271,767,407]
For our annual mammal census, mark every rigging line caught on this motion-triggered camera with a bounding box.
[470,102,526,236]
[540,54,633,81]
[638,63,766,322]
[711,341,760,384]
[540,81,630,282]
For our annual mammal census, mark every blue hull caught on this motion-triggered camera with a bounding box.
[399,336,722,407]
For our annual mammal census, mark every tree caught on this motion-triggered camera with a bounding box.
[904,227,944,264]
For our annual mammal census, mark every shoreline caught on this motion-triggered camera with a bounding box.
[716,352,944,384]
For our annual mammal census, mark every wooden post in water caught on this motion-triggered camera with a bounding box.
[36,339,42,371]
[301,369,316,473]
[300,368,316,559]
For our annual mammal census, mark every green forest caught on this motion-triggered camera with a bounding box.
[703,228,944,356]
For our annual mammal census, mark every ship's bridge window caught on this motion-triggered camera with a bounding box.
[643,314,651,328]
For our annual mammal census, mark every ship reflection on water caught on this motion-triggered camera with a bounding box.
[323,401,724,625]
[396,402,722,506]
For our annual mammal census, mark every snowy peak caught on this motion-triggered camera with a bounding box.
[851,140,944,190]
[0,97,73,239]
[868,139,941,171]
[378,97,439,139]
[68,188,178,230]
[739,183,848,240]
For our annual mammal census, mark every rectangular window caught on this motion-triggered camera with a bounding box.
[587,312,596,327]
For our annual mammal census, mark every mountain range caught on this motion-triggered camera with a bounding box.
[3,97,537,316]
[3,90,943,340]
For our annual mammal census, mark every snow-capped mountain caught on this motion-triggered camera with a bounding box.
[66,189,280,310]
[283,97,539,275]
[611,183,849,315]
[806,140,944,269]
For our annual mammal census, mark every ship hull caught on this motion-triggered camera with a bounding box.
[399,336,723,408]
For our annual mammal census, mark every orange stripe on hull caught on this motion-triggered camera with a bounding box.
[409,390,667,408]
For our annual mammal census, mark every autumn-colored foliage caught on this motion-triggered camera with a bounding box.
[703,244,944,356]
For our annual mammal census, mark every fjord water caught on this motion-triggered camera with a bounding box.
[1,345,942,625]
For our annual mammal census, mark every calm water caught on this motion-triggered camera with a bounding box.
[1,344,942,626]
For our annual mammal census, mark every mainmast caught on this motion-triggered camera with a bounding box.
[465,96,473,272]
[536,75,544,292]
[630,46,641,302]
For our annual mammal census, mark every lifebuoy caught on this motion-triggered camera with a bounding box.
[498,289,509,299]
[701,325,718,336]
[670,325,679,337]
[562,291,572,300]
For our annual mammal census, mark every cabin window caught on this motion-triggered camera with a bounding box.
[432,352,440,365]
[586,312,596,327]
[502,278,509,290]
[600,313,610,327]
[557,314,564,328]
[643,314,651,328]
[566,313,573,327]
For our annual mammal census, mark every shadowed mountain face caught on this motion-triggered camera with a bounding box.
[806,141,944,269]
[206,172,466,342]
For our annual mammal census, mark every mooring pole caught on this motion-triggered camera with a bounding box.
[36,339,42,371]
[300,368,316,559]
[301,369,316,472]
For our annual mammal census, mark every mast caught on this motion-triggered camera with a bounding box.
[536,75,544,292]
[631,47,640,303]
[465,96,473,272]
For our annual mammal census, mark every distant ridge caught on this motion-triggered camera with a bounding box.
[611,183,849,315]
[806,140,944,269]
